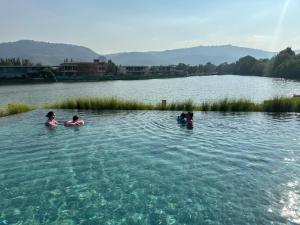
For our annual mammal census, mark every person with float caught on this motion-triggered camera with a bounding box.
[64,115,85,126]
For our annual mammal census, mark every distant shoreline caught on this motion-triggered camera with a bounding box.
[0,73,295,86]
[2,47,299,83]
[0,73,197,85]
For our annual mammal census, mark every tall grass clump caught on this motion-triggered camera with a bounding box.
[293,97,300,112]
[0,108,5,117]
[227,99,258,111]
[46,97,199,111]
[44,96,300,113]
[162,99,196,111]
[200,102,210,111]
[200,98,258,112]
[46,97,155,110]
[208,99,231,111]
[262,97,291,112]
[0,102,33,117]
[261,96,300,112]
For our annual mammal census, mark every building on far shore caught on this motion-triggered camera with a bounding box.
[59,59,106,76]
[157,65,177,75]
[119,66,149,75]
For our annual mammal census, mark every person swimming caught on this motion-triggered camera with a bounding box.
[64,115,85,126]
[186,112,194,128]
[45,111,58,127]
[177,112,187,124]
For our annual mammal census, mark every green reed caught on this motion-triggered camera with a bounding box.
[45,97,156,110]
[0,102,33,117]
[2,97,300,118]
[261,96,300,112]
[45,97,198,111]
[200,98,259,112]
[45,96,300,112]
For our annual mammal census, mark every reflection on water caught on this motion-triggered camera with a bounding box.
[0,110,300,224]
[281,181,300,224]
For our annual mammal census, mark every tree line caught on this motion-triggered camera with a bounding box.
[163,47,300,79]
[0,58,38,66]
[1,47,300,79]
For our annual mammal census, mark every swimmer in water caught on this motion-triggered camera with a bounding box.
[186,112,194,128]
[64,115,85,126]
[45,111,58,127]
[177,112,187,124]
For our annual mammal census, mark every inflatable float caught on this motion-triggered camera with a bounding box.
[64,120,85,126]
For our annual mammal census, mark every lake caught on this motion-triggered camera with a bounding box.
[1,75,300,224]
[1,75,300,105]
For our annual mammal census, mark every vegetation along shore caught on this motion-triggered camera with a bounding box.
[0,102,34,117]
[1,96,300,118]
[0,47,300,83]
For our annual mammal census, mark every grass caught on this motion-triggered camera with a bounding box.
[45,96,300,113]
[261,96,300,112]
[0,102,33,117]
[45,97,198,111]
[200,99,259,112]
[1,97,300,118]
[46,97,300,112]
[161,99,197,111]
[45,97,156,110]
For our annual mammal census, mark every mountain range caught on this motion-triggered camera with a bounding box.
[0,40,103,65]
[0,40,298,66]
[106,45,276,66]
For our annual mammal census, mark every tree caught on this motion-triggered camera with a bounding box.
[41,68,57,81]
[198,64,204,74]
[176,63,188,71]
[187,65,198,74]
[217,62,235,75]
[16,58,21,66]
[149,66,159,74]
[203,62,217,74]
[234,55,257,75]
[105,60,118,75]
[271,47,296,76]
[0,58,35,66]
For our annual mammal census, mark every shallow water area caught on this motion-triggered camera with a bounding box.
[1,110,300,224]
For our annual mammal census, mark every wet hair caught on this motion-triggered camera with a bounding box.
[46,111,55,118]
[188,112,193,118]
[73,115,79,121]
[180,112,186,118]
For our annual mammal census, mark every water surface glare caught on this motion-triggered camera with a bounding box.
[1,111,300,224]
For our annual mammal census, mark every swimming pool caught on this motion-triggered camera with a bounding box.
[1,110,300,224]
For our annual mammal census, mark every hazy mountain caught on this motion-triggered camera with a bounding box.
[1,40,294,66]
[296,50,300,54]
[0,40,105,65]
[106,45,275,66]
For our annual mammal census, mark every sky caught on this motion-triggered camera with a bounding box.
[0,0,299,54]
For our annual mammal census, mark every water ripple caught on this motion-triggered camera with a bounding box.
[0,110,300,224]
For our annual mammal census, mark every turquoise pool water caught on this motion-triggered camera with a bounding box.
[1,110,300,224]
